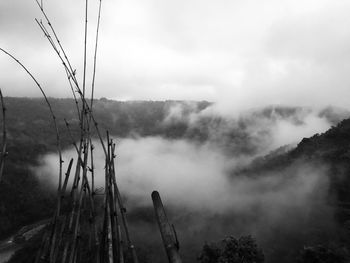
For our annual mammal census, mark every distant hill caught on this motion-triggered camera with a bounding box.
[243,118,350,205]
[2,97,348,156]
[0,98,349,238]
[1,97,350,263]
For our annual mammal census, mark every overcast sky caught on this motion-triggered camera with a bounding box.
[1,0,350,110]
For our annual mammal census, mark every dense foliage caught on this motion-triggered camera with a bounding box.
[1,98,350,263]
[198,236,264,263]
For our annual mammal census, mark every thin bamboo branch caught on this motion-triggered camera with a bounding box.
[90,140,95,195]
[0,89,7,182]
[90,0,102,109]
[35,0,110,161]
[35,0,77,84]
[64,67,81,121]
[82,0,88,99]
[0,45,64,262]
[0,50,64,263]
[0,48,63,192]
[35,17,107,157]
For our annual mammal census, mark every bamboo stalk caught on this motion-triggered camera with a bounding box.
[35,0,108,157]
[6,1,158,262]
[51,158,74,262]
[90,141,95,196]
[34,228,50,263]
[106,134,114,263]
[0,48,63,195]
[65,120,99,261]
[68,175,87,263]
[0,89,7,182]
[106,140,119,262]
[0,48,65,263]
[49,158,74,262]
[82,0,88,99]
[64,67,81,121]
[90,0,102,109]
[35,0,77,85]
[61,155,84,263]
[109,143,138,263]
[110,143,124,263]
[100,158,110,263]
[62,158,74,198]
[152,191,182,263]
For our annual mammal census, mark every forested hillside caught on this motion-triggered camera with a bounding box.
[1,97,350,263]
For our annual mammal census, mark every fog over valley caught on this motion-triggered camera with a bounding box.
[31,99,347,262]
[1,1,350,262]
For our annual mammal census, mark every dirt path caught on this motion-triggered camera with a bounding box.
[0,220,48,262]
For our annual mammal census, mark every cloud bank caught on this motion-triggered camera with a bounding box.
[163,103,334,155]
[34,122,336,261]
[36,136,331,217]
[1,0,350,112]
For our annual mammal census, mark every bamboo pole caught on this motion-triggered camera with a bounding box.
[51,158,74,262]
[2,1,162,262]
[64,120,99,263]
[100,158,110,263]
[35,0,77,85]
[34,6,108,157]
[0,48,65,263]
[61,154,84,263]
[105,139,122,263]
[152,191,182,263]
[68,175,87,263]
[0,48,63,197]
[82,0,88,100]
[110,143,124,263]
[0,89,7,182]
[109,143,138,263]
[90,0,102,109]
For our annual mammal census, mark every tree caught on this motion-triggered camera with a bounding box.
[198,243,221,263]
[298,245,350,263]
[198,235,264,263]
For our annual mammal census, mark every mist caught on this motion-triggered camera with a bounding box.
[35,137,335,258]
[163,102,335,155]
[36,135,332,213]
[32,103,340,262]
[3,0,350,112]
[35,137,335,262]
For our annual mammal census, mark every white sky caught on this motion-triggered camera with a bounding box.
[1,0,350,111]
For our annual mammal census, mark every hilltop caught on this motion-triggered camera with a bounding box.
[1,97,350,263]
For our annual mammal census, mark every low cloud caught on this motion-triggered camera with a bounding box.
[35,135,335,261]
[2,0,350,112]
[163,103,334,156]
[36,136,331,215]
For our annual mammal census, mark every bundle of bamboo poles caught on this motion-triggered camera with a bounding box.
[33,132,140,263]
[0,1,183,262]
